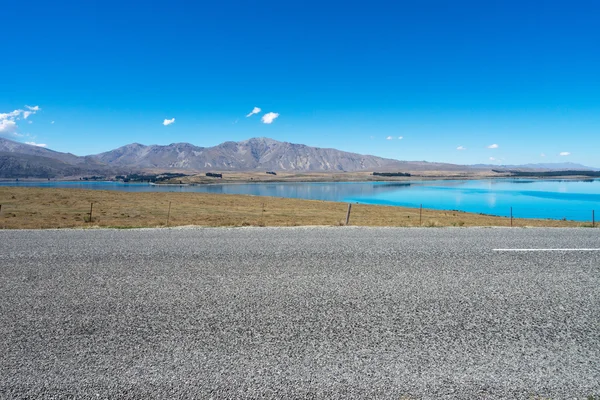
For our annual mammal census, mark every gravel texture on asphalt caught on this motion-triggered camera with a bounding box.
[0,227,599,399]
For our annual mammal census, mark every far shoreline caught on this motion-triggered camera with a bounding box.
[2,170,599,185]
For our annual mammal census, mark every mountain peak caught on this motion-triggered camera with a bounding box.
[239,137,282,146]
[121,142,147,149]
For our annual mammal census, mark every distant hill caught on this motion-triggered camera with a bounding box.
[0,138,118,178]
[0,152,111,179]
[471,162,599,171]
[516,162,599,171]
[0,137,104,167]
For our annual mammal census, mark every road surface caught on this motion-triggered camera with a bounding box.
[1,227,599,398]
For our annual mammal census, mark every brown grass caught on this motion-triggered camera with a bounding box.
[0,187,592,229]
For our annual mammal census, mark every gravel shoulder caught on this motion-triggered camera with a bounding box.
[1,227,599,398]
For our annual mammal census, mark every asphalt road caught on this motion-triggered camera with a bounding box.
[1,227,599,399]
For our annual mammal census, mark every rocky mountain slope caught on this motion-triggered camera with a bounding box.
[93,137,415,171]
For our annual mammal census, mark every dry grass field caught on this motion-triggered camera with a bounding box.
[0,187,592,229]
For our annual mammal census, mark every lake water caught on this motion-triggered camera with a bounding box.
[2,179,600,222]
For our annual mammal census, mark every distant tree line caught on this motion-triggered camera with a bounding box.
[266,171,277,175]
[493,170,600,177]
[206,172,223,178]
[372,172,412,177]
[116,173,188,182]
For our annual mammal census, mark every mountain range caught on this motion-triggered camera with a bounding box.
[93,137,408,171]
[471,162,599,170]
[0,137,597,178]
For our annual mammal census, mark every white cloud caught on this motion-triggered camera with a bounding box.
[25,141,47,147]
[559,151,571,156]
[23,106,40,119]
[540,153,546,157]
[27,120,33,124]
[457,146,466,150]
[246,107,262,117]
[1,105,41,134]
[398,136,403,140]
[386,136,393,140]
[261,112,279,124]
[0,109,23,120]
[487,144,499,149]
[163,118,175,126]
[0,119,18,134]
[489,157,496,161]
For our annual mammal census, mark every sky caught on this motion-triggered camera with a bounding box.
[1,0,599,167]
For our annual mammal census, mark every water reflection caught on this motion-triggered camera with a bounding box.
[197,182,407,201]
[487,193,497,208]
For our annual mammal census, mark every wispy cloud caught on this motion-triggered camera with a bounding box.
[25,141,47,147]
[246,107,261,117]
[1,105,41,136]
[386,136,393,140]
[23,105,41,119]
[0,109,23,120]
[487,144,499,149]
[489,157,496,161]
[163,118,175,126]
[559,151,571,156]
[398,136,403,140]
[540,153,546,157]
[261,112,279,124]
[457,146,466,150]
[0,119,18,134]
[51,121,55,124]
[0,109,21,135]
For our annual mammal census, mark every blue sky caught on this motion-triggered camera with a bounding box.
[1,0,599,166]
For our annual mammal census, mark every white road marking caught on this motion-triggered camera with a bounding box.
[493,249,600,252]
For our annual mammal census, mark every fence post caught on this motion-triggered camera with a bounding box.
[593,210,595,228]
[166,201,172,226]
[510,207,513,227]
[88,202,93,223]
[345,203,352,226]
[420,204,423,226]
[0,204,2,214]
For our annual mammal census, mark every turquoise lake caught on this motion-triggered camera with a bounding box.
[2,179,600,222]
